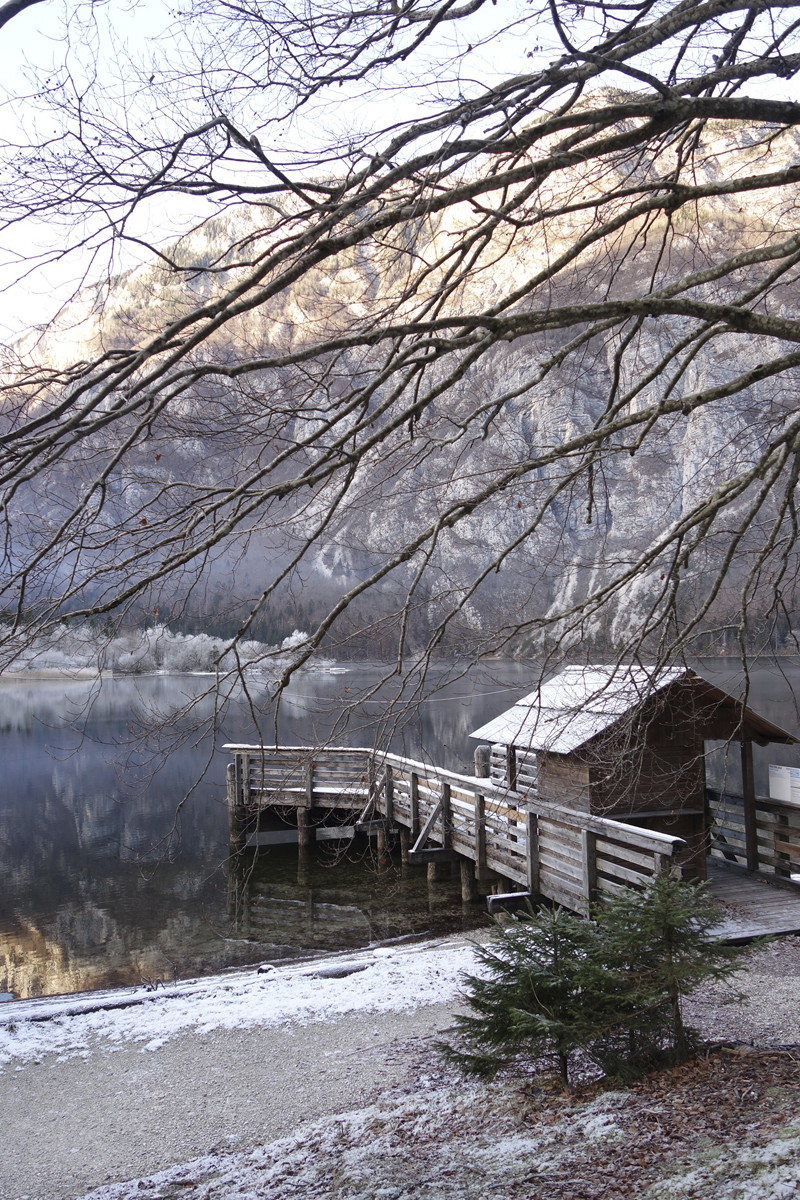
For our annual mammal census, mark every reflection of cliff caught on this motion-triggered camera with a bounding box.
[1,670,521,998]
[0,897,272,999]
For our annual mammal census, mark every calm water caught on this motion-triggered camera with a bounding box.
[2,657,800,1001]
[0,661,530,1000]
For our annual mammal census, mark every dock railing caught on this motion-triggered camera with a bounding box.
[708,787,800,880]
[224,744,686,917]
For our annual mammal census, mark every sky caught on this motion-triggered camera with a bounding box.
[1,0,799,343]
[0,0,558,339]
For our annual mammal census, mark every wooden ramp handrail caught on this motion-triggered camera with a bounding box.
[224,743,686,916]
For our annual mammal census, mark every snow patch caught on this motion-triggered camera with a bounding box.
[0,937,477,1070]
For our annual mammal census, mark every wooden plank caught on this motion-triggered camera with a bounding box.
[355,819,395,835]
[539,846,584,884]
[539,852,585,888]
[408,848,461,863]
[589,818,684,855]
[484,851,528,884]
[537,853,583,888]
[597,876,630,897]
[538,832,583,865]
[315,826,356,842]
[596,856,651,887]
[539,875,588,916]
[450,833,477,859]
[582,830,597,905]
[594,837,656,872]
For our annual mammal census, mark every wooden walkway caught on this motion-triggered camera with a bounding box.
[224,744,687,916]
[709,858,800,941]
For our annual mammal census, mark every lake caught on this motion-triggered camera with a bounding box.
[2,657,800,1000]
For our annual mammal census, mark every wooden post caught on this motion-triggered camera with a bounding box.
[474,743,489,886]
[297,806,313,854]
[305,758,315,808]
[474,793,487,881]
[741,739,758,872]
[227,854,242,923]
[241,752,251,806]
[227,761,247,855]
[526,811,539,896]
[384,765,394,824]
[506,745,518,792]
[367,755,376,813]
[776,812,791,879]
[460,858,477,903]
[441,782,451,850]
[410,772,419,842]
[474,744,491,778]
[399,825,410,867]
[581,829,597,908]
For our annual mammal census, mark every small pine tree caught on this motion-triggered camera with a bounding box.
[441,904,603,1085]
[589,873,744,1075]
[444,875,745,1086]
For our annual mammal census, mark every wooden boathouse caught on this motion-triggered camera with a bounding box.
[224,665,800,920]
[471,666,798,885]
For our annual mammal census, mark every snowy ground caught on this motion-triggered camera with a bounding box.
[6,935,800,1200]
[76,1064,800,1200]
[0,937,476,1070]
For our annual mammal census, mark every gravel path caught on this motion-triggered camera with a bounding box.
[685,935,800,1045]
[0,1002,458,1200]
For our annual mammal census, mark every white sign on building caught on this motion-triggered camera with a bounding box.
[768,764,800,806]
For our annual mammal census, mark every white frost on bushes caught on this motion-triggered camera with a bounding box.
[2,622,318,676]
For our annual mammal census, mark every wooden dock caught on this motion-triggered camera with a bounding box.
[708,858,800,941]
[224,744,687,916]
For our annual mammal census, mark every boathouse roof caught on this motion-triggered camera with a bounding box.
[469,666,797,754]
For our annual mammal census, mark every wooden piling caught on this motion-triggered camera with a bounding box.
[297,806,313,854]
[460,858,477,903]
[227,761,247,855]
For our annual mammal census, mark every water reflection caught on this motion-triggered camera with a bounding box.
[0,663,526,999]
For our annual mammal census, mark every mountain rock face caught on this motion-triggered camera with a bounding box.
[6,122,800,656]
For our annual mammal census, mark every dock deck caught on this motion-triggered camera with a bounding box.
[709,858,800,941]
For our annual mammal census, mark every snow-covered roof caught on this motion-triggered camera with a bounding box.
[469,665,796,754]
